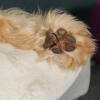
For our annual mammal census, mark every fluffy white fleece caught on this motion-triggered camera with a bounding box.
[0,43,82,100]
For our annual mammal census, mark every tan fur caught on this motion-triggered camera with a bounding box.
[0,8,96,69]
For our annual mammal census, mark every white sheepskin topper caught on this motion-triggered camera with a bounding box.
[0,43,81,100]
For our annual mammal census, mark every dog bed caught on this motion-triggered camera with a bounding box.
[0,43,90,100]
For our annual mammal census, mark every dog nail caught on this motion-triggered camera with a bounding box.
[64,44,75,52]
[65,35,76,43]
[52,46,62,54]
[57,28,67,36]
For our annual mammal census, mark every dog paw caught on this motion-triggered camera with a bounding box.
[43,28,76,54]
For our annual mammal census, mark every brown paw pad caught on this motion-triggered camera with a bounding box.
[57,28,67,36]
[64,44,76,52]
[65,35,76,43]
[51,46,62,54]
[43,32,57,49]
[43,28,76,54]
[64,35,76,52]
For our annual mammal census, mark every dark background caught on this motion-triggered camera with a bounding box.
[0,0,99,100]
[0,0,95,24]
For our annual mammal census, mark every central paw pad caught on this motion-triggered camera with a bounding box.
[43,28,76,54]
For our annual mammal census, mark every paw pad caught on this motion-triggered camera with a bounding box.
[43,28,76,54]
[57,28,67,36]
[64,44,76,52]
[51,45,62,54]
[65,35,76,43]
[43,32,56,49]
